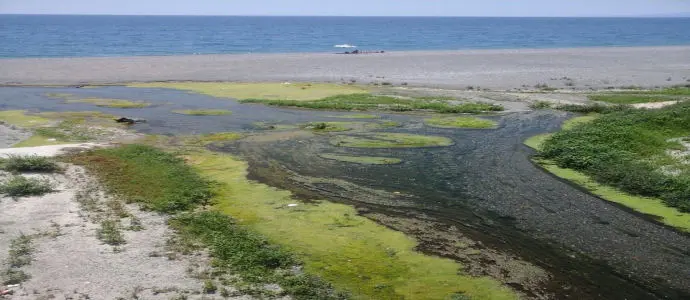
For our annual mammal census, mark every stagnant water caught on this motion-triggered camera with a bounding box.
[1,86,688,299]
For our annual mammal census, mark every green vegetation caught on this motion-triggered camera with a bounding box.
[331,133,453,148]
[128,81,503,113]
[170,211,344,299]
[98,219,126,245]
[425,117,497,129]
[241,94,503,113]
[554,103,630,114]
[252,122,300,130]
[2,234,33,285]
[588,86,690,104]
[70,145,345,298]
[0,175,54,197]
[529,101,553,110]
[0,110,52,127]
[68,145,213,213]
[589,94,679,104]
[172,109,233,116]
[541,102,690,212]
[319,153,402,165]
[69,98,151,108]
[1,155,60,173]
[192,151,516,299]
[129,82,368,101]
[302,122,355,132]
[45,93,151,108]
[527,103,690,230]
[1,110,124,148]
[328,114,379,119]
[535,159,690,232]
[182,132,244,146]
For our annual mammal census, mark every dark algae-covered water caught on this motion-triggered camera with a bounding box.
[1,86,689,299]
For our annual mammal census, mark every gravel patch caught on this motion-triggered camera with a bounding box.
[2,46,690,89]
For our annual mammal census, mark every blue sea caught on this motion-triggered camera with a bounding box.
[1,15,690,58]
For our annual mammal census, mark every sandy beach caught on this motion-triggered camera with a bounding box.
[1,46,690,89]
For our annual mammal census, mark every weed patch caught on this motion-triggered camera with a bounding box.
[1,155,60,173]
[2,235,34,285]
[241,94,502,113]
[67,144,213,213]
[169,211,346,299]
[0,175,54,197]
[540,101,690,212]
[98,219,126,245]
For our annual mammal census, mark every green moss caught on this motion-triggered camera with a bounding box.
[0,110,52,128]
[319,154,402,165]
[331,133,453,148]
[45,93,150,108]
[172,109,232,116]
[68,98,151,108]
[252,122,300,130]
[561,114,598,130]
[425,117,497,129]
[523,134,552,151]
[182,132,244,146]
[536,159,690,232]
[2,110,125,148]
[128,82,368,101]
[302,122,359,133]
[190,151,517,300]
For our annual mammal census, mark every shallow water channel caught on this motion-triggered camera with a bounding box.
[1,86,688,299]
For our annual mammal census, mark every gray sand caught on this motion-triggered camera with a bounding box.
[1,46,690,89]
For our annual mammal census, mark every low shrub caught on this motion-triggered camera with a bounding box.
[0,175,54,197]
[1,155,60,173]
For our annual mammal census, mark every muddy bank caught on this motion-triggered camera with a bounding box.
[217,111,690,299]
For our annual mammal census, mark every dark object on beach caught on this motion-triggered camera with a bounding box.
[115,117,146,124]
[341,50,386,55]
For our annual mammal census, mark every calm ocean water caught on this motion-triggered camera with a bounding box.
[1,15,690,58]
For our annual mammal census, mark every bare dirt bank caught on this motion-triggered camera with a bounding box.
[1,46,690,89]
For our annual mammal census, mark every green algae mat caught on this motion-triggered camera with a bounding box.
[129,82,368,101]
[190,151,517,300]
[330,133,453,148]
[425,117,497,129]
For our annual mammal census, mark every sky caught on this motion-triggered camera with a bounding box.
[1,0,689,17]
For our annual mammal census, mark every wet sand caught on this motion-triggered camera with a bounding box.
[2,46,690,89]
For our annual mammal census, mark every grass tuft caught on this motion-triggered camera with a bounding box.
[98,219,126,245]
[0,175,54,197]
[529,101,553,109]
[1,155,60,173]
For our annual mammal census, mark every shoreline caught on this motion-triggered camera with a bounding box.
[2,45,690,89]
